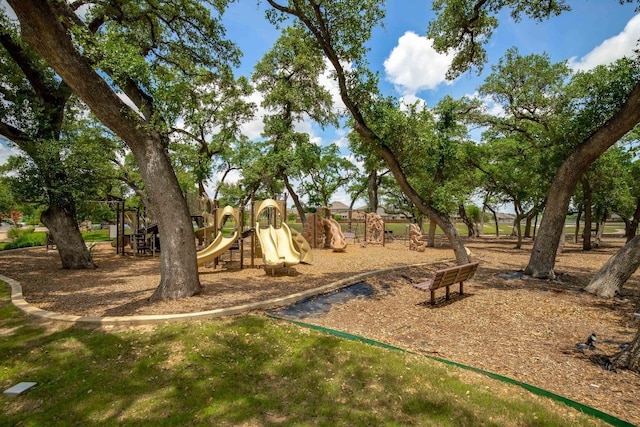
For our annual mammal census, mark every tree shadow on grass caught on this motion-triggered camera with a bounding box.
[1,309,580,427]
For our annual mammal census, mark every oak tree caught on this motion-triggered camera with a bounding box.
[7,0,240,299]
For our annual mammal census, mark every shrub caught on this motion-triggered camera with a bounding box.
[4,228,46,250]
[7,226,35,240]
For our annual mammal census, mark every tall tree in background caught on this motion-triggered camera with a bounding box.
[171,67,255,198]
[0,13,98,268]
[252,26,338,222]
[298,143,356,208]
[348,134,390,213]
[7,0,240,300]
[266,0,472,264]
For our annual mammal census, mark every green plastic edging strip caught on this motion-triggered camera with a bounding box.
[269,315,635,427]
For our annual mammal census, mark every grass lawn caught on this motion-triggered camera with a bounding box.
[0,285,605,426]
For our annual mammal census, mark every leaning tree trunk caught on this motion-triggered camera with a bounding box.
[583,235,640,298]
[10,1,201,300]
[458,204,477,237]
[276,0,472,265]
[525,80,640,279]
[41,204,96,269]
[614,327,640,373]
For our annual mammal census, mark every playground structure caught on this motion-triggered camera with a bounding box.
[364,213,384,245]
[196,205,240,266]
[254,198,313,269]
[192,196,312,271]
[193,195,252,269]
[302,207,347,252]
[302,209,389,250]
[107,199,160,256]
[409,223,426,252]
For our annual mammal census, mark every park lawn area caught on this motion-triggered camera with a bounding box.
[0,286,605,426]
[0,229,111,251]
[82,229,111,242]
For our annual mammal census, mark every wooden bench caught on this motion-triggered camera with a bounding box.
[413,262,479,305]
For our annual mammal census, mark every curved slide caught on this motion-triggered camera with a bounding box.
[324,218,347,252]
[256,222,301,267]
[196,231,239,266]
[290,229,314,264]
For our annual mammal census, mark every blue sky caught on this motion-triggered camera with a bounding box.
[1,0,640,205]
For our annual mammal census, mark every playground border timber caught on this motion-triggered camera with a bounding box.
[1,261,437,326]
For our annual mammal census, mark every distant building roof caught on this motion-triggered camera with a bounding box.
[328,201,350,211]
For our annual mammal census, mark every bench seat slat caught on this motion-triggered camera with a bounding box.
[412,262,479,305]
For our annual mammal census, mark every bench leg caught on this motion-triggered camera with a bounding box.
[460,281,464,296]
[430,290,435,305]
[445,285,450,300]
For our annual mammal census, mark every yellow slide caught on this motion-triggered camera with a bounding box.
[290,228,313,264]
[196,230,238,266]
[196,205,239,266]
[255,223,301,267]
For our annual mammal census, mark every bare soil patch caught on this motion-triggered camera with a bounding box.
[1,236,639,425]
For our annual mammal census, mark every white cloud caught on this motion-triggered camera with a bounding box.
[239,90,267,140]
[384,32,455,95]
[473,92,506,117]
[398,94,427,111]
[569,14,640,71]
[332,128,349,149]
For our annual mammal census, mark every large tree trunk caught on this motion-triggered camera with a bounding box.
[41,204,96,269]
[367,168,379,212]
[525,80,640,279]
[10,1,201,300]
[614,327,640,373]
[583,235,640,298]
[138,135,202,301]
